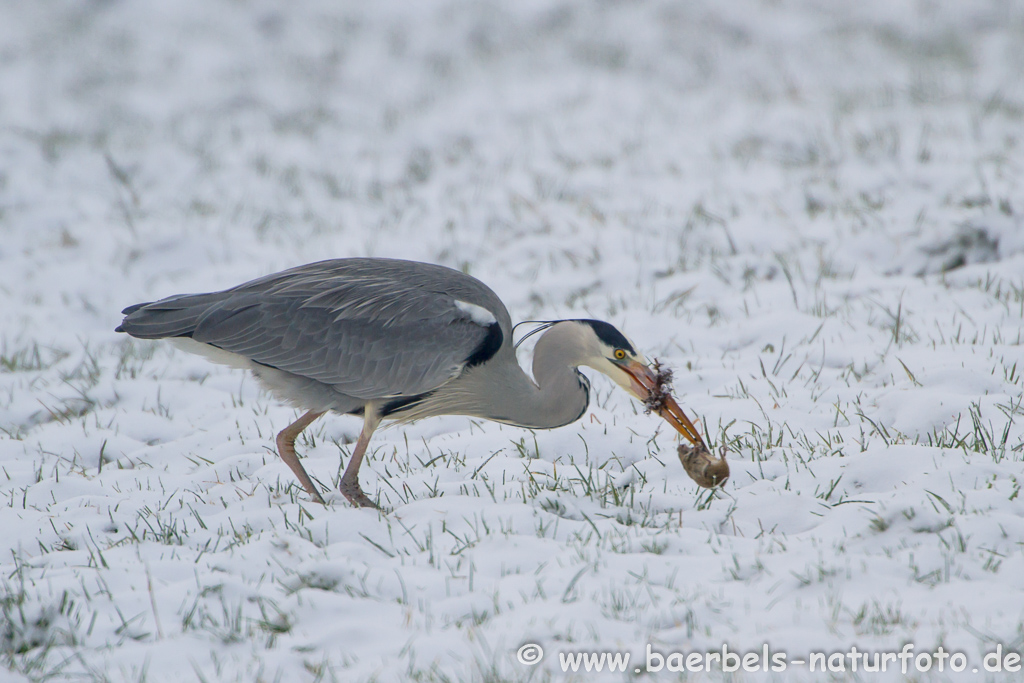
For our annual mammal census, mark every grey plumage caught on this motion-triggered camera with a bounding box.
[119,259,509,415]
[117,257,700,507]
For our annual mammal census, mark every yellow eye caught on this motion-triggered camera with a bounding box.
[614,349,627,360]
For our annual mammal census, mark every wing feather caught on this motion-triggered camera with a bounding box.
[117,259,510,400]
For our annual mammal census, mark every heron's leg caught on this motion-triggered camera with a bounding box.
[275,409,327,504]
[339,408,382,509]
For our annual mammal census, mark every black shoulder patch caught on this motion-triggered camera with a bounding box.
[575,319,635,354]
[464,322,503,368]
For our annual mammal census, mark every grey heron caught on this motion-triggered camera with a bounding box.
[116,258,705,508]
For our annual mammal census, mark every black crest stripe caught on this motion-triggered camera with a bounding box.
[575,319,635,354]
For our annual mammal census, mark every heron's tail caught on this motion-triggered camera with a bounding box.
[115,292,228,339]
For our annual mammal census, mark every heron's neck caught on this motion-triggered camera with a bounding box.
[464,324,590,429]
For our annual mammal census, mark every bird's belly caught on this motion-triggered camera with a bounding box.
[169,338,365,414]
[169,337,255,370]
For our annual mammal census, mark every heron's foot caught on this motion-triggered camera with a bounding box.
[340,481,379,509]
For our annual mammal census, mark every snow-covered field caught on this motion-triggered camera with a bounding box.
[2,0,1023,681]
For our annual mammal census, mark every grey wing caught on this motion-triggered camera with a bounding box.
[117,259,509,399]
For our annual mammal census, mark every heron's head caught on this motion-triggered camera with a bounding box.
[568,320,705,446]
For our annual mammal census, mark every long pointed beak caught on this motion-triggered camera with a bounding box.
[618,360,705,447]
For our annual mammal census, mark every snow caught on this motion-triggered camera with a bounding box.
[1,0,1023,681]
